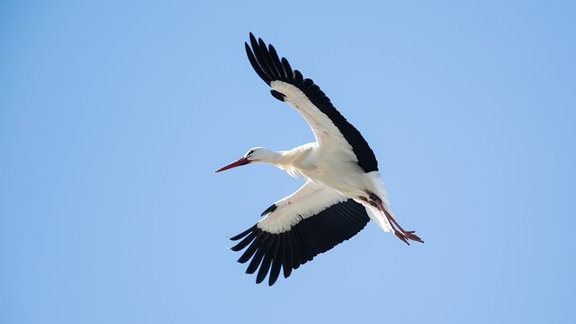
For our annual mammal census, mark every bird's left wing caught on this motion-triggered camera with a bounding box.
[245,33,378,173]
[229,181,370,286]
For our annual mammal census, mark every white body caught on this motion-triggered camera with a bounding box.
[239,79,397,234]
[270,143,395,233]
[217,33,421,286]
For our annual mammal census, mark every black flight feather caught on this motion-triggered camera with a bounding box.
[229,198,370,286]
[245,32,378,173]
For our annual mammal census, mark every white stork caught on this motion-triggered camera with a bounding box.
[216,33,423,286]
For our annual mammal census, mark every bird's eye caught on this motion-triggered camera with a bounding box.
[246,149,254,157]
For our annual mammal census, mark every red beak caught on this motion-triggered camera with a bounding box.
[215,156,250,173]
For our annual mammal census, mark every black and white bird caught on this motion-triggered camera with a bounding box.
[216,33,423,286]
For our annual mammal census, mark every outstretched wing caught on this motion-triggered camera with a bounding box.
[229,181,370,286]
[245,33,378,173]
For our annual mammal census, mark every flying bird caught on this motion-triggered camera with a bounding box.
[216,33,423,286]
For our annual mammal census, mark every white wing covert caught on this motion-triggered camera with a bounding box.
[229,181,370,286]
[245,33,379,173]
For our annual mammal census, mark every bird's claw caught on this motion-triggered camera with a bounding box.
[395,231,410,245]
[394,230,424,245]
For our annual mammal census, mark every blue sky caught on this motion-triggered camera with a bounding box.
[1,1,575,323]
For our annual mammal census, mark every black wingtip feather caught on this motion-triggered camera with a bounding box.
[236,233,261,263]
[256,252,273,284]
[269,257,282,286]
[246,247,265,274]
[267,45,285,78]
[245,42,271,85]
[229,198,370,285]
[281,57,294,79]
[229,226,254,241]
[244,33,379,173]
[229,231,256,251]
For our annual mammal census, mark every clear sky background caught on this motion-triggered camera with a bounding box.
[1,1,575,323]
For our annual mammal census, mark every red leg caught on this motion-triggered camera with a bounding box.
[367,194,424,245]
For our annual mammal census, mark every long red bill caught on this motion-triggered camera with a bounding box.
[215,156,250,173]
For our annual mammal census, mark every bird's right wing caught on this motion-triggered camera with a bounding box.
[229,181,370,286]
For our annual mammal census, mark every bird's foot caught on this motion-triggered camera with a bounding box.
[367,192,424,245]
[394,230,424,245]
[394,231,409,245]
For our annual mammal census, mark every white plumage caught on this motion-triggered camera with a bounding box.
[216,33,422,285]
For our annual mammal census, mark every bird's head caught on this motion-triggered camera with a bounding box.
[215,147,281,173]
